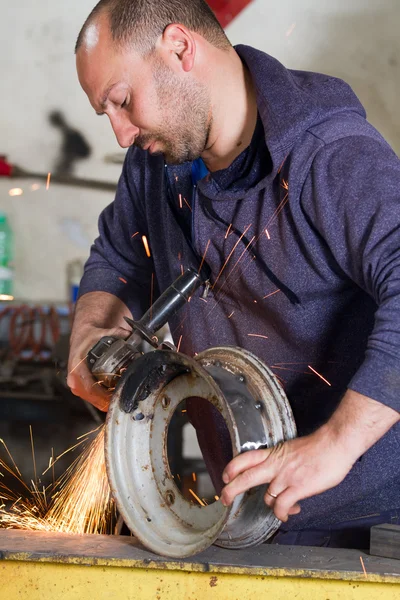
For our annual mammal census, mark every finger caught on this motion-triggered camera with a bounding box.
[288,503,301,516]
[272,487,301,522]
[222,449,271,484]
[221,460,279,506]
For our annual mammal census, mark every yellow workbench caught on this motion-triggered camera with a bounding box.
[0,529,399,599]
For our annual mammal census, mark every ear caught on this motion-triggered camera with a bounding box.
[158,24,196,73]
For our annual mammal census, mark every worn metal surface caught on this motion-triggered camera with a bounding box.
[0,530,399,600]
[106,351,237,558]
[106,346,296,557]
[197,347,297,549]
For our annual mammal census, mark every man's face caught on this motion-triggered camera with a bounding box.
[76,19,212,164]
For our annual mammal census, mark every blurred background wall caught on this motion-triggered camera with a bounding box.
[0,0,399,301]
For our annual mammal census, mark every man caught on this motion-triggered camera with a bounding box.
[69,0,400,548]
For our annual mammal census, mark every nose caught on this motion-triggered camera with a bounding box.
[109,115,139,148]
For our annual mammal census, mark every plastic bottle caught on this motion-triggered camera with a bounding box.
[0,212,14,298]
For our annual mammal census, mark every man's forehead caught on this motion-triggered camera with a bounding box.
[83,23,100,50]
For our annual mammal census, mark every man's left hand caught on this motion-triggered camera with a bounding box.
[220,426,355,522]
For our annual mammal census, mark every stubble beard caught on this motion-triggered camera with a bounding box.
[136,59,211,165]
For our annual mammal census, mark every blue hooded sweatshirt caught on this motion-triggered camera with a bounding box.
[79,45,400,530]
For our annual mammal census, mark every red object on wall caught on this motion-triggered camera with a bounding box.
[207,0,254,28]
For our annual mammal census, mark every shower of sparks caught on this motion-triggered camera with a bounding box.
[286,22,296,37]
[119,277,127,284]
[198,239,211,275]
[46,172,51,190]
[177,335,183,352]
[192,472,197,482]
[227,311,234,319]
[360,556,368,578]
[225,223,232,239]
[131,231,139,238]
[308,365,332,387]
[263,289,280,300]
[178,193,183,209]
[212,224,252,290]
[248,333,268,340]
[188,488,205,507]
[45,427,114,535]
[0,426,114,535]
[265,229,271,240]
[8,188,23,197]
[208,235,255,313]
[142,235,151,258]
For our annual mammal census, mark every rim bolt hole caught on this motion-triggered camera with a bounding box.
[161,396,170,409]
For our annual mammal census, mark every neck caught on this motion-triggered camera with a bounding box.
[201,48,258,172]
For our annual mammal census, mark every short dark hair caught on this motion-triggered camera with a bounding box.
[75,0,231,55]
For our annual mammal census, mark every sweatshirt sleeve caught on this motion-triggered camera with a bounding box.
[78,148,154,319]
[301,134,400,413]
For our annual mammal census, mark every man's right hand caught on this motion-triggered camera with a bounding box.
[67,291,134,412]
[67,325,131,411]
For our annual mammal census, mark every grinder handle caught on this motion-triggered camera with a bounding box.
[137,268,204,335]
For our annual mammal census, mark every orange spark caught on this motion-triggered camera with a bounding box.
[46,172,51,190]
[286,22,296,37]
[142,235,151,258]
[198,239,211,275]
[265,193,289,230]
[150,272,154,322]
[212,224,252,289]
[180,264,184,275]
[227,311,234,318]
[192,473,197,482]
[225,223,232,239]
[214,495,220,501]
[199,297,208,303]
[68,355,88,375]
[360,556,368,578]
[263,289,280,300]
[183,197,192,211]
[177,335,183,352]
[29,426,37,484]
[178,193,183,209]
[188,488,205,507]
[248,333,268,340]
[119,277,127,284]
[131,232,139,238]
[308,365,332,387]
[265,229,271,240]
[181,409,187,413]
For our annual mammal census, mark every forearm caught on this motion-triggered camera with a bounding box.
[71,291,132,344]
[319,389,400,464]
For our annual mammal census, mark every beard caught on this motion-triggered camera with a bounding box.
[134,57,212,164]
